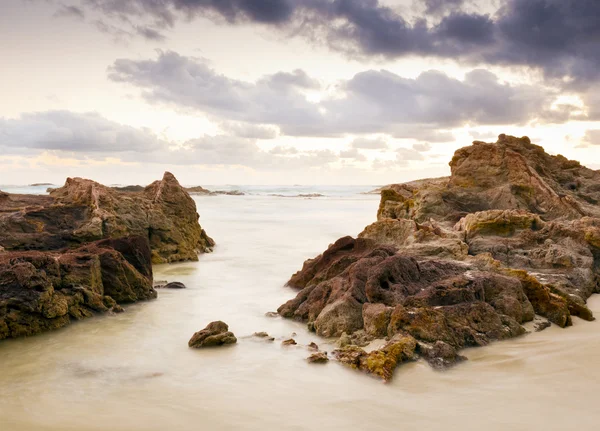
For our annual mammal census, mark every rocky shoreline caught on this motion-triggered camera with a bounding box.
[0,172,213,341]
[278,135,600,381]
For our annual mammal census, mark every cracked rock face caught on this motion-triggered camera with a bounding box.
[279,135,600,381]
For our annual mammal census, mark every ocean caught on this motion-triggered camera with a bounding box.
[1,187,600,430]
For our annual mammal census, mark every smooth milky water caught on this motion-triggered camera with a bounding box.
[1,192,600,431]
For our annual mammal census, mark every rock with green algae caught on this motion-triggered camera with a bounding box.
[333,334,417,382]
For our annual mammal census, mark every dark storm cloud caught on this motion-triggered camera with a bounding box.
[490,0,600,87]
[108,51,570,137]
[422,0,467,15]
[76,0,600,86]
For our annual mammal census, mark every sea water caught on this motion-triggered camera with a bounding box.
[1,189,600,430]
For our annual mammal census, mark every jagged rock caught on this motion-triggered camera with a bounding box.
[0,236,155,340]
[280,135,600,381]
[307,352,329,364]
[188,321,237,348]
[0,172,214,264]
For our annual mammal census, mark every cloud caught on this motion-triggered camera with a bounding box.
[0,111,165,153]
[0,111,343,171]
[54,4,85,20]
[351,137,388,149]
[221,122,279,140]
[108,51,322,135]
[75,0,600,87]
[412,142,431,152]
[583,130,600,146]
[135,25,166,41]
[109,51,568,137]
[396,147,425,161]
[339,148,367,162]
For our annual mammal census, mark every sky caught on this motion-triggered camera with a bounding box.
[1,0,599,186]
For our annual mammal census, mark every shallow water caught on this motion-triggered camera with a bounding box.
[1,193,600,431]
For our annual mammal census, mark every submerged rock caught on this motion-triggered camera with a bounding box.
[188,321,237,348]
[279,135,600,380]
[163,282,186,289]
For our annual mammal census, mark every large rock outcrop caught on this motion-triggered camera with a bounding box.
[279,135,600,381]
[0,236,155,340]
[0,172,214,263]
[0,172,213,340]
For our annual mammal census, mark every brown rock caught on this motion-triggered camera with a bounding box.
[0,236,154,340]
[279,135,600,381]
[334,334,417,382]
[0,172,214,264]
[282,338,297,346]
[307,352,329,364]
[188,321,237,348]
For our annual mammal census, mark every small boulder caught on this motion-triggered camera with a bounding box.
[534,319,552,332]
[254,332,275,341]
[164,282,186,289]
[307,352,329,364]
[282,338,297,346]
[188,321,237,348]
[418,341,466,370]
[308,342,319,351]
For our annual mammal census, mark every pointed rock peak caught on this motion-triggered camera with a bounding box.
[162,171,180,185]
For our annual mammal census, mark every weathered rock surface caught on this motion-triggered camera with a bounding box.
[188,321,237,348]
[0,172,214,264]
[0,172,213,341]
[0,236,155,340]
[307,352,329,364]
[280,135,600,380]
[334,334,417,382]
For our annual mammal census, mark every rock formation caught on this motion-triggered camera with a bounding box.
[188,321,237,348]
[0,172,214,264]
[0,172,213,341]
[0,236,154,340]
[279,135,600,381]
